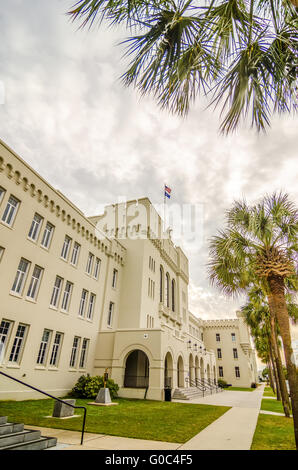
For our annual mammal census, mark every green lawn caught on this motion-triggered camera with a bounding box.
[226,387,255,392]
[251,414,295,450]
[261,398,289,415]
[263,387,276,397]
[0,398,230,443]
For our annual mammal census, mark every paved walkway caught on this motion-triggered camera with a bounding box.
[25,385,265,451]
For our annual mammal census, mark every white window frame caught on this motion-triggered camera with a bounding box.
[231,333,236,342]
[9,324,27,364]
[36,329,52,365]
[61,281,73,312]
[28,213,43,241]
[41,222,54,249]
[26,265,43,300]
[233,348,238,359]
[235,366,240,378]
[112,269,118,289]
[0,320,13,363]
[1,195,19,227]
[49,332,63,367]
[217,348,222,359]
[61,235,72,261]
[11,258,30,295]
[87,293,95,320]
[50,276,63,308]
[218,366,224,378]
[69,336,80,368]
[86,252,94,275]
[93,257,101,279]
[0,246,5,262]
[78,289,88,317]
[79,338,89,369]
[0,187,5,204]
[70,242,80,266]
[107,302,114,327]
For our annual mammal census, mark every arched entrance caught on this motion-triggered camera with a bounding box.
[124,350,149,388]
[164,352,174,388]
[177,355,184,388]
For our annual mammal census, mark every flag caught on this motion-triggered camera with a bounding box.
[164,185,171,199]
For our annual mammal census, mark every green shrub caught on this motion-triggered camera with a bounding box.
[69,374,119,399]
[217,379,229,388]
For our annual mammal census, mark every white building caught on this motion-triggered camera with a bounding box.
[0,139,257,401]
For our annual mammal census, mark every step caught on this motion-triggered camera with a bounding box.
[0,423,24,436]
[1,436,57,451]
[0,430,41,448]
[0,417,7,425]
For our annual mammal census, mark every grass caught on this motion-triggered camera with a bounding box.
[225,387,255,392]
[0,398,230,444]
[263,386,276,397]
[251,414,295,450]
[261,398,288,415]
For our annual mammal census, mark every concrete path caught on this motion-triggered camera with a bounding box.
[260,410,292,417]
[178,385,265,450]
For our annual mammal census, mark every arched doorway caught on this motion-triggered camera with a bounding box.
[124,350,149,388]
[177,355,184,388]
[164,352,174,388]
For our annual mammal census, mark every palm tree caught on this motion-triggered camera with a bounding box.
[208,192,298,447]
[241,286,291,416]
[68,0,297,133]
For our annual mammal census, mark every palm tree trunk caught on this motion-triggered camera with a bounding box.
[268,301,291,416]
[267,361,275,393]
[268,274,298,450]
[269,347,280,400]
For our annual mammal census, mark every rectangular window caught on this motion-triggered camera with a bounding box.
[93,257,101,279]
[235,366,240,378]
[233,348,238,359]
[87,293,95,320]
[219,366,224,378]
[69,336,80,368]
[61,235,71,260]
[49,332,63,367]
[61,281,73,312]
[78,289,88,317]
[0,187,5,204]
[231,333,236,342]
[50,276,63,308]
[107,302,114,327]
[41,222,54,249]
[1,195,19,226]
[26,265,43,300]
[79,338,89,369]
[70,242,80,266]
[9,324,27,363]
[0,320,12,362]
[112,269,118,288]
[216,333,220,342]
[86,253,94,274]
[37,329,51,365]
[28,213,43,241]
[11,258,30,295]
[217,348,222,359]
[0,246,4,262]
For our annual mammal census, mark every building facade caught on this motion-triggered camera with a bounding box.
[0,139,256,400]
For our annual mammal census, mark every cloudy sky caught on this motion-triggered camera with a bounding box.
[0,0,297,320]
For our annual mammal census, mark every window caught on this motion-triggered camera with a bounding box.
[69,336,80,368]
[107,302,114,327]
[0,246,4,262]
[41,222,54,249]
[50,276,63,308]
[87,293,95,320]
[70,242,80,266]
[216,333,220,342]
[217,348,222,359]
[11,258,30,295]
[219,366,224,378]
[26,266,43,300]
[61,281,72,312]
[235,366,240,378]
[28,213,43,241]
[147,315,154,329]
[93,257,101,279]
[49,332,63,367]
[86,253,94,274]
[0,320,12,362]
[0,187,5,204]
[171,279,175,312]
[1,195,19,226]
[79,338,89,369]
[78,289,88,317]
[165,273,170,307]
[37,329,51,365]
[112,269,118,288]
[231,333,236,342]
[61,236,71,260]
[159,266,163,302]
[9,324,27,363]
[233,348,238,359]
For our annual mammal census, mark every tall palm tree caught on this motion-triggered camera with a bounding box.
[68,0,297,133]
[208,192,298,448]
[241,286,291,416]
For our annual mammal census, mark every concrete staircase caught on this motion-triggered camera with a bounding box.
[172,387,207,400]
[0,416,57,450]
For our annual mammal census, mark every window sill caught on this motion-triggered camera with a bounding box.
[35,366,46,370]
[60,256,69,263]
[0,220,14,230]
[49,306,58,311]
[60,309,70,315]
[48,367,59,371]
[27,236,39,245]
[25,297,37,304]
[40,244,50,252]
[9,291,23,299]
[6,364,20,369]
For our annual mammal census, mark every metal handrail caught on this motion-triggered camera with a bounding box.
[0,370,87,445]
[185,377,207,397]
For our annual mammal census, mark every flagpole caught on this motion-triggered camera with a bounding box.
[163,182,166,234]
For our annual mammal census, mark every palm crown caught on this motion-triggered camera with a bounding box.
[68,0,297,133]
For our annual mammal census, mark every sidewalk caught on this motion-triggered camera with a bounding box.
[26,385,265,451]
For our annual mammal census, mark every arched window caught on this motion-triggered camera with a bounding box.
[165,273,170,308]
[171,279,175,312]
[160,266,164,302]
